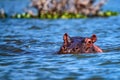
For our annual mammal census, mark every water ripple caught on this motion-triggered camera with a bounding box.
[0,0,120,79]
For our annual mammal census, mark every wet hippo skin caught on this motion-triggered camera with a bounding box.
[58,33,103,54]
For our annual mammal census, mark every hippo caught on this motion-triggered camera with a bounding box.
[58,33,103,54]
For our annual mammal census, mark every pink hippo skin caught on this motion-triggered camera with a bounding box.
[58,33,103,54]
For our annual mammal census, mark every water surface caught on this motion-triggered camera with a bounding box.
[0,0,120,80]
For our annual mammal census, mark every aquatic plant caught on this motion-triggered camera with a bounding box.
[9,0,120,19]
[9,11,119,19]
[0,0,119,19]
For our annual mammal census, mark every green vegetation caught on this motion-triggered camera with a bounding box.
[8,11,119,19]
[0,11,119,19]
[0,0,119,19]
[98,11,119,17]
[11,13,32,19]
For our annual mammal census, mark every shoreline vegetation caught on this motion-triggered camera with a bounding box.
[0,0,119,19]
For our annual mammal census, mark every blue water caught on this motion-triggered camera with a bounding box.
[0,0,120,80]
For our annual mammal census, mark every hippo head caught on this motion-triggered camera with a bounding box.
[58,33,99,54]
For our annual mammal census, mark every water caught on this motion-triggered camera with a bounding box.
[0,0,120,80]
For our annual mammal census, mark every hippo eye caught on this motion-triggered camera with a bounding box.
[72,48,75,51]
[63,46,65,49]
[76,47,78,49]
[88,41,92,44]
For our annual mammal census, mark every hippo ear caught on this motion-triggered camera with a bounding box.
[63,33,71,45]
[91,34,97,43]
